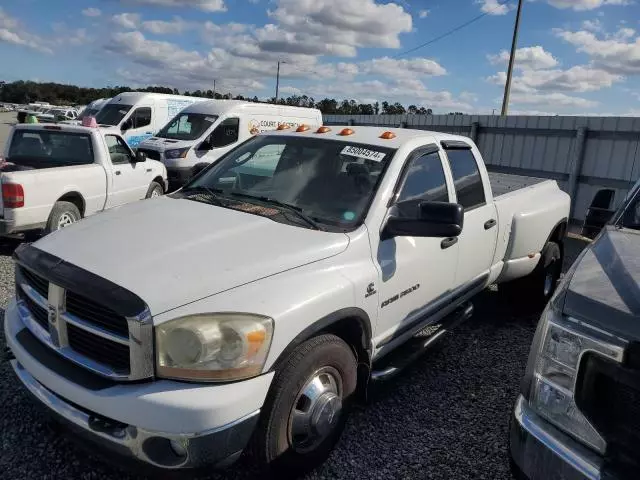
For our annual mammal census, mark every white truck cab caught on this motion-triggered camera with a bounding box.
[94,92,209,148]
[5,126,569,477]
[137,100,322,188]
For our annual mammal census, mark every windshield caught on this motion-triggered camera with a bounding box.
[618,180,640,231]
[156,112,218,140]
[7,130,94,168]
[183,135,395,231]
[95,103,133,126]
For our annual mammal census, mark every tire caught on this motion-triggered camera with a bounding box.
[502,241,562,310]
[45,201,81,234]
[145,181,163,199]
[250,334,358,478]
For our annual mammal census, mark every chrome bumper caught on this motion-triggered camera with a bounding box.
[10,359,259,471]
[510,395,603,480]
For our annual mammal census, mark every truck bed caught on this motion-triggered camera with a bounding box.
[488,172,548,199]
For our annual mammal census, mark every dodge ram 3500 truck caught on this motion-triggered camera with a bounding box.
[510,178,640,480]
[5,126,569,476]
[0,121,167,235]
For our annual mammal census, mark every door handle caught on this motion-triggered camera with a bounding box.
[115,170,121,175]
[441,237,458,249]
[484,219,497,230]
[146,168,152,172]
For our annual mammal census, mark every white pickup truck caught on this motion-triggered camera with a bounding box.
[0,123,168,235]
[5,126,569,476]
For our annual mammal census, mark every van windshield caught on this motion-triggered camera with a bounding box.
[95,104,133,126]
[7,130,94,168]
[181,136,395,231]
[157,113,218,140]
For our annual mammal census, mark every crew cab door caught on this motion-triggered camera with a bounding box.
[441,142,498,286]
[373,147,459,349]
[122,106,153,148]
[104,134,148,207]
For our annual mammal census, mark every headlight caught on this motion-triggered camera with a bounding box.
[156,313,273,381]
[528,305,624,453]
[165,147,190,159]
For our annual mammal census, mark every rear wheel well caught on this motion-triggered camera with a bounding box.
[548,219,567,258]
[56,192,85,216]
[152,176,165,192]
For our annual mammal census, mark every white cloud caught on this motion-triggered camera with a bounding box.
[0,7,51,53]
[556,27,640,74]
[476,0,514,15]
[121,0,227,12]
[142,16,188,34]
[82,7,102,17]
[360,56,447,78]
[546,0,631,10]
[582,19,603,32]
[487,65,622,93]
[113,13,141,29]
[259,0,413,57]
[488,46,559,70]
[419,9,429,18]
[509,92,598,108]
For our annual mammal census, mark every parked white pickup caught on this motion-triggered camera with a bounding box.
[0,122,167,235]
[5,126,569,476]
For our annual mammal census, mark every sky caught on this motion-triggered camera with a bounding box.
[1,0,640,115]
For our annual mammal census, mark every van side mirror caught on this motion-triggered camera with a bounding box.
[121,119,133,132]
[197,139,212,151]
[382,201,464,240]
[581,188,616,239]
[134,150,147,163]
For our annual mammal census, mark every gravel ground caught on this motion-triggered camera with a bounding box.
[0,237,587,480]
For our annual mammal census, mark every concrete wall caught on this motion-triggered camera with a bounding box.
[323,114,640,221]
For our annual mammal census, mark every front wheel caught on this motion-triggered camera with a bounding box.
[502,241,562,310]
[45,201,81,234]
[145,181,163,199]
[250,334,357,477]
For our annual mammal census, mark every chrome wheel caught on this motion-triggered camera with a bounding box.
[57,212,76,229]
[150,186,162,197]
[288,366,343,453]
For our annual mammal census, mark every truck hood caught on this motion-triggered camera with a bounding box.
[33,197,350,315]
[139,136,194,152]
[563,227,640,340]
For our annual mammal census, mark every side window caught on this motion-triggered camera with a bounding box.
[397,151,449,204]
[209,118,239,148]
[445,148,486,210]
[105,135,133,164]
[131,107,151,129]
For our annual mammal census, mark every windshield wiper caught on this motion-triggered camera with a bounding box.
[178,185,227,205]
[228,192,324,231]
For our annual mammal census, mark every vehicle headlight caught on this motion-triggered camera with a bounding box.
[165,147,190,159]
[156,313,274,381]
[528,305,624,453]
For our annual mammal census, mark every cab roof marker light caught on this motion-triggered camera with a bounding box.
[277,124,291,130]
[296,124,310,132]
[338,128,355,136]
[316,126,331,134]
[380,131,396,139]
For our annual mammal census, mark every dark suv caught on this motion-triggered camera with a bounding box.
[510,179,640,480]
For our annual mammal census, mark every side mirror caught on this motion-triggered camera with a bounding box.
[197,140,212,151]
[382,201,464,240]
[121,119,133,132]
[134,150,147,163]
[190,162,209,179]
[581,188,616,239]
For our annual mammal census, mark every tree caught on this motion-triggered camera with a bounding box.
[408,105,418,115]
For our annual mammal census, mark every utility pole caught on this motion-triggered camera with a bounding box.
[212,79,216,98]
[275,61,281,103]
[501,0,523,116]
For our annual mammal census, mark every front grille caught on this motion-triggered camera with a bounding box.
[66,291,129,336]
[576,351,640,477]
[137,148,160,161]
[67,324,130,374]
[20,267,48,298]
[16,286,48,330]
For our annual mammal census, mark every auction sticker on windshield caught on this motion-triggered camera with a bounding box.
[341,146,386,162]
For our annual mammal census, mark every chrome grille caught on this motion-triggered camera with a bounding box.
[15,265,153,381]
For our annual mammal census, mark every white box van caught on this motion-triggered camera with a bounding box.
[93,92,209,148]
[137,100,322,188]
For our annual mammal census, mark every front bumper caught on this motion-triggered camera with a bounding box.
[10,359,259,470]
[510,395,603,480]
[5,298,273,470]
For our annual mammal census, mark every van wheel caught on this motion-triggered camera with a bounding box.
[145,181,163,198]
[502,241,562,310]
[250,334,357,478]
[46,202,81,234]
